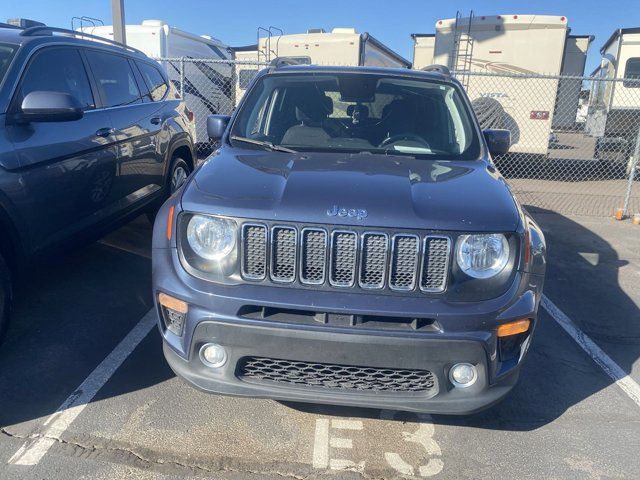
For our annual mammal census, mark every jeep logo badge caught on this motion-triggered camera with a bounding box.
[327,205,368,221]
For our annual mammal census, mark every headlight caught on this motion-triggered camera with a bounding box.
[456,233,509,279]
[186,215,236,260]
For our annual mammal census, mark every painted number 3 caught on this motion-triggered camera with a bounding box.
[381,411,444,478]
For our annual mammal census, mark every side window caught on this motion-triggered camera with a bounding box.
[17,47,94,110]
[86,50,142,107]
[624,58,640,88]
[137,61,168,101]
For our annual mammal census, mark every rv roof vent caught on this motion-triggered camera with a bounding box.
[142,19,166,27]
[307,28,326,34]
[6,18,45,28]
[421,64,451,76]
[331,27,357,34]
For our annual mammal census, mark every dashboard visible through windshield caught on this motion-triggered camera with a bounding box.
[230,72,481,160]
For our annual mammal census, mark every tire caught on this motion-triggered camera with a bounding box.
[0,253,12,343]
[146,156,192,225]
[471,97,506,130]
[168,157,191,195]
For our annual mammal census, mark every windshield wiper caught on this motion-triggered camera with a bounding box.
[230,136,297,153]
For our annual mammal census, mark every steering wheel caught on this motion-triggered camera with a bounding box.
[379,133,430,148]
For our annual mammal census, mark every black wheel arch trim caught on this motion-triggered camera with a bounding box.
[165,133,196,176]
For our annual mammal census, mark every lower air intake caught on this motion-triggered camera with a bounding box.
[238,356,437,393]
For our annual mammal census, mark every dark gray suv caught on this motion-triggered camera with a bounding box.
[152,64,546,414]
[0,25,196,339]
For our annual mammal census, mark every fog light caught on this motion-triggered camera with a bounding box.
[449,363,478,388]
[199,343,227,368]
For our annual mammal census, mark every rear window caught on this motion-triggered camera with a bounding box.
[137,61,168,101]
[86,50,142,107]
[0,43,17,85]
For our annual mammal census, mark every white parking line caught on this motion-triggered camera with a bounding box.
[8,309,156,466]
[312,419,330,469]
[542,295,640,408]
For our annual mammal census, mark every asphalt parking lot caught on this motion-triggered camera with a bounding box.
[0,210,639,479]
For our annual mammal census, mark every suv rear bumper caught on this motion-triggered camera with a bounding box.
[154,247,543,414]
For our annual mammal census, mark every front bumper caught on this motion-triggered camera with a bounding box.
[154,246,543,415]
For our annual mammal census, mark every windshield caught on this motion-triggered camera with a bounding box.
[230,72,481,160]
[0,43,17,86]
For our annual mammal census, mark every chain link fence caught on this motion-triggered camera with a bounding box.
[156,57,640,218]
[155,57,267,158]
[458,71,640,217]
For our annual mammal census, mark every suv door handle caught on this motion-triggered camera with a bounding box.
[96,127,115,137]
[150,117,161,125]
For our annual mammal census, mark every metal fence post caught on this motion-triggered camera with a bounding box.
[622,126,640,217]
[179,56,185,98]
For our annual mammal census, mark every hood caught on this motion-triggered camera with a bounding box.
[182,147,521,232]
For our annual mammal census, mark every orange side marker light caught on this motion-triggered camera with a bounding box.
[497,319,531,337]
[158,292,188,314]
[166,205,175,240]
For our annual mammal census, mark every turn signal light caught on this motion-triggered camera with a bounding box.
[158,292,188,336]
[497,319,530,337]
[166,205,175,240]
[158,292,188,313]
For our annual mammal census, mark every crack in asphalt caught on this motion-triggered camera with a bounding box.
[1,427,378,479]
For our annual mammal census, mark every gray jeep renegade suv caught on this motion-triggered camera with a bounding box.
[0,24,195,340]
[152,64,546,414]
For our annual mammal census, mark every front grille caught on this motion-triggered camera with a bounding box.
[359,233,388,288]
[420,237,451,292]
[270,227,296,282]
[240,222,451,294]
[330,231,357,287]
[300,229,327,284]
[389,235,419,291]
[239,356,437,393]
[241,224,267,280]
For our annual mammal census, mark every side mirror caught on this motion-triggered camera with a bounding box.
[19,91,84,123]
[207,114,231,141]
[483,129,511,156]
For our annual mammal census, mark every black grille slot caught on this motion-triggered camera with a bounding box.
[420,237,450,292]
[330,231,357,287]
[300,229,327,284]
[270,227,296,282]
[359,233,388,289]
[239,356,437,393]
[241,224,267,280]
[389,235,419,291]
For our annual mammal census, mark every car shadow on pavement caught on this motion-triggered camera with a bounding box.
[0,234,174,430]
[284,208,640,431]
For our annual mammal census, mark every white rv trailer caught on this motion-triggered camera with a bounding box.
[258,28,411,68]
[586,28,640,164]
[232,28,411,106]
[80,20,233,146]
[231,45,261,105]
[410,33,436,69]
[418,14,592,156]
[553,35,594,130]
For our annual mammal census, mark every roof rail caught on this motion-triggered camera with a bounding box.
[19,26,146,56]
[421,64,451,76]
